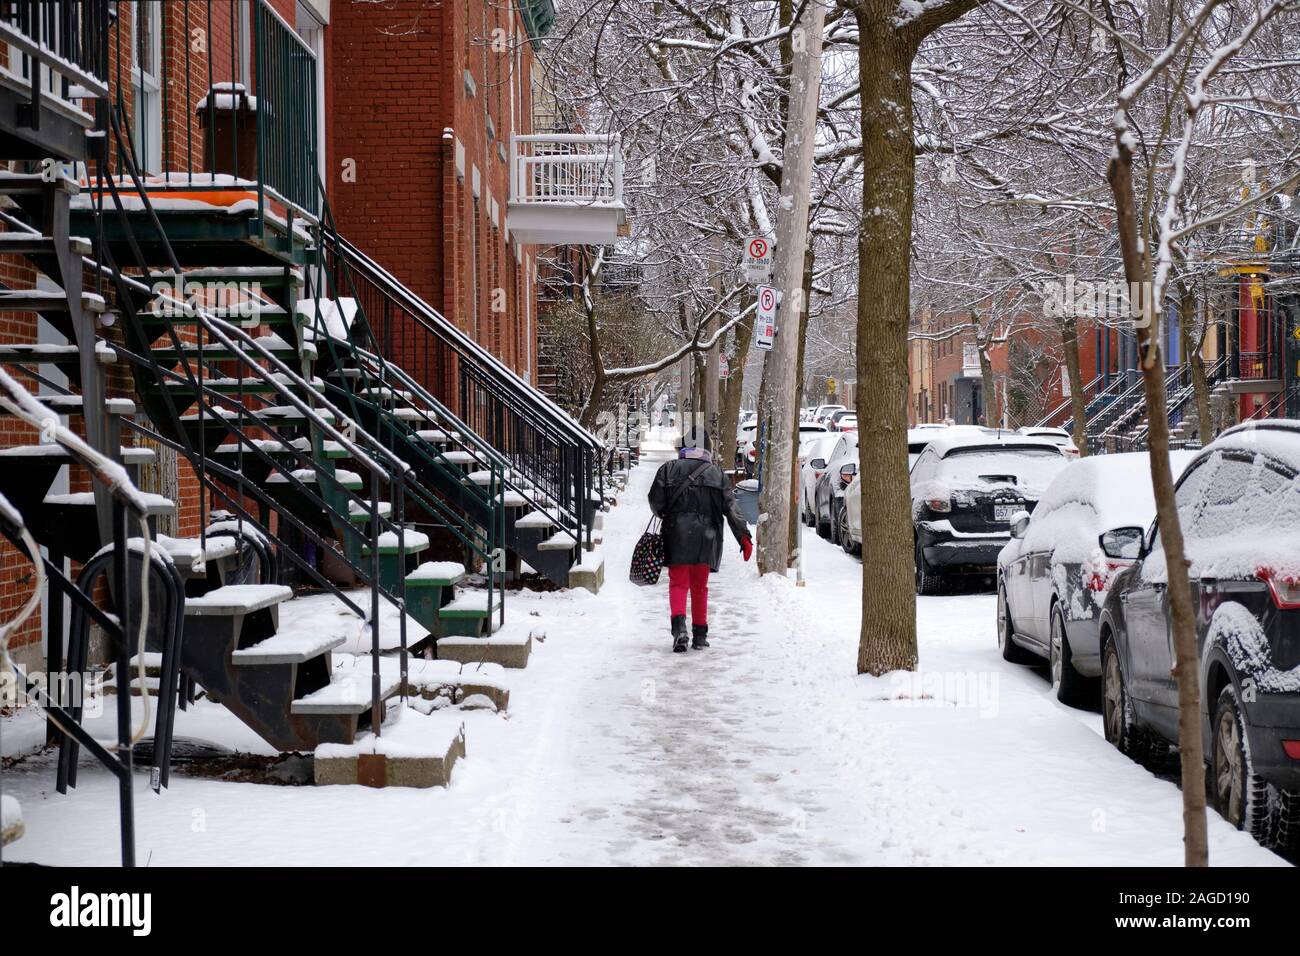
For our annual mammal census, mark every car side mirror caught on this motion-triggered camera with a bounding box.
[839,462,858,483]
[1009,510,1031,539]
[810,458,826,469]
[1099,526,1145,560]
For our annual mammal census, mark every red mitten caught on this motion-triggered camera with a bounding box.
[741,536,753,562]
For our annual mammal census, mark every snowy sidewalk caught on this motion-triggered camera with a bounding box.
[0,439,1286,865]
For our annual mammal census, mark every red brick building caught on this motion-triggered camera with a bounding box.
[327,0,547,388]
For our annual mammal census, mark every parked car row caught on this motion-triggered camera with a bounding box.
[995,421,1300,853]
[812,415,1300,854]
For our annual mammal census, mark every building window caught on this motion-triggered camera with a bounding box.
[131,1,162,172]
[471,197,481,339]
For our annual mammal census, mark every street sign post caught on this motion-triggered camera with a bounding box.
[742,236,774,285]
[755,285,777,351]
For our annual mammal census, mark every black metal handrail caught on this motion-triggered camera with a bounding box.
[321,233,602,547]
[1034,373,1101,429]
[0,0,110,104]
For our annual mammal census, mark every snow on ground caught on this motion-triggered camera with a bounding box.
[0,432,1286,865]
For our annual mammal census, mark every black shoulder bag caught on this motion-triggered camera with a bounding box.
[630,460,710,587]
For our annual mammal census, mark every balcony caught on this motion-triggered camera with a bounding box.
[508,134,626,246]
[0,0,110,161]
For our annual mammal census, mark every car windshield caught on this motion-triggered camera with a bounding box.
[938,446,1065,489]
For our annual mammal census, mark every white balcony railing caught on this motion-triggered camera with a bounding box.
[510,133,624,208]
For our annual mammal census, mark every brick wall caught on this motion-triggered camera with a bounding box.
[328,0,540,408]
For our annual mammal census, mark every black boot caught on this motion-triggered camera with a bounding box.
[671,615,689,653]
[691,624,709,649]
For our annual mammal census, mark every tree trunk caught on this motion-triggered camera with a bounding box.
[789,244,815,562]
[1060,314,1090,456]
[1179,286,1212,445]
[854,17,918,674]
[1108,139,1209,867]
[718,297,755,476]
[977,337,997,428]
[755,0,826,575]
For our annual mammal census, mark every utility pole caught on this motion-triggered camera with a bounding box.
[756,0,826,575]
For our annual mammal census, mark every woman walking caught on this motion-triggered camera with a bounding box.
[648,430,752,652]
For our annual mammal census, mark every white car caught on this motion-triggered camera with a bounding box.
[1017,425,1080,458]
[813,403,845,424]
[996,450,1196,703]
[741,421,827,476]
[799,433,841,526]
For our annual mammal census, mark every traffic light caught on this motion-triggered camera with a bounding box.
[827,377,836,396]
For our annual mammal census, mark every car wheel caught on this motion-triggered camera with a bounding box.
[829,501,841,545]
[816,501,831,539]
[1049,604,1090,707]
[998,581,1035,663]
[1210,684,1299,851]
[838,506,860,556]
[1101,636,1154,765]
[915,536,942,595]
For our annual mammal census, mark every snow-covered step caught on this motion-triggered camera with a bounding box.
[231,622,348,665]
[291,662,402,715]
[0,444,155,466]
[537,530,579,551]
[347,499,393,521]
[414,428,458,444]
[44,490,175,518]
[0,340,115,364]
[257,405,337,425]
[514,510,555,530]
[183,584,293,617]
[0,394,135,416]
[267,467,363,490]
[0,289,104,314]
[440,450,478,466]
[0,231,92,257]
[154,533,239,569]
[361,528,430,556]
[437,589,504,637]
[406,560,466,586]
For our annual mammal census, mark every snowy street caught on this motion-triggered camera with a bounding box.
[1,435,1283,866]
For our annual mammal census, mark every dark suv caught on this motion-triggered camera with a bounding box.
[1097,420,1300,852]
[909,434,1068,593]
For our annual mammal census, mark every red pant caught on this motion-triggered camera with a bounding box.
[668,564,710,625]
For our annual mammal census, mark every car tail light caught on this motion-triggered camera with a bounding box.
[814,470,823,480]
[1257,568,1300,609]
[747,447,757,460]
[1284,740,1300,760]
[926,497,951,513]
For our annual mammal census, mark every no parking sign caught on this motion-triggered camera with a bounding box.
[755,285,777,351]
[742,236,773,284]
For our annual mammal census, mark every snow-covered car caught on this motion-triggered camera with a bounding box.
[996,450,1196,705]
[840,472,863,556]
[799,432,841,526]
[740,421,827,477]
[828,412,857,432]
[1017,425,1080,458]
[813,432,858,542]
[1097,421,1300,852]
[735,417,758,470]
[813,403,845,424]
[910,433,1069,594]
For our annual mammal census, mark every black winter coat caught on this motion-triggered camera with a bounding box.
[648,454,750,572]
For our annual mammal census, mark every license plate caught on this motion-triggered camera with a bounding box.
[994,504,1020,522]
